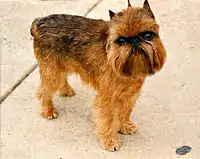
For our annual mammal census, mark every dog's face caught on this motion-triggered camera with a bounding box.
[107,0,166,78]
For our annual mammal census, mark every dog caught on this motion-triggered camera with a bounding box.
[30,0,166,151]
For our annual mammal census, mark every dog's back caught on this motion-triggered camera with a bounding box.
[30,14,108,61]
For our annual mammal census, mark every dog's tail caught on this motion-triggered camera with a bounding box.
[30,18,41,38]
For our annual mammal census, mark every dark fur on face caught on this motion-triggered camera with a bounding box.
[107,0,166,77]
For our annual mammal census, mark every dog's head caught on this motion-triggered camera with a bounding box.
[106,0,166,78]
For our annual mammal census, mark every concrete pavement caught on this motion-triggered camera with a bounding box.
[1,0,200,158]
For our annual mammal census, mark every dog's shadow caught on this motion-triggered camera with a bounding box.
[49,74,192,156]
[52,75,97,142]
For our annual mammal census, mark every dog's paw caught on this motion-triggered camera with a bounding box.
[60,87,75,97]
[100,137,120,152]
[41,108,58,120]
[120,121,137,135]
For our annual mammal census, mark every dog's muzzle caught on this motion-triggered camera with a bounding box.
[128,36,141,53]
[129,36,141,46]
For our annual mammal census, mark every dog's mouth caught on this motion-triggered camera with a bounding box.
[137,46,155,75]
[123,44,155,76]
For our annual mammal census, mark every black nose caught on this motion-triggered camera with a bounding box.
[129,37,141,46]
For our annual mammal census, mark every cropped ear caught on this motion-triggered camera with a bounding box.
[128,0,131,7]
[143,0,155,19]
[109,10,115,19]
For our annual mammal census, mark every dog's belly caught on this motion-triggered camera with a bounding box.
[62,59,98,88]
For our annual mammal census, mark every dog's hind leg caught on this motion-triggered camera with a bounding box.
[59,72,75,97]
[37,61,62,119]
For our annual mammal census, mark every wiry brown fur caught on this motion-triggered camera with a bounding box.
[30,0,166,151]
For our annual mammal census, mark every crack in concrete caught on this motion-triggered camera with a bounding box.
[0,63,38,104]
[84,0,103,16]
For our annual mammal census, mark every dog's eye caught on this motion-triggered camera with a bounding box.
[115,37,126,46]
[143,32,154,41]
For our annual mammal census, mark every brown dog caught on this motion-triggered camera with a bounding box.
[30,0,166,151]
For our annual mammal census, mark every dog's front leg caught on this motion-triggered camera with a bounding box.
[118,93,140,135]
[94,93,120,151]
